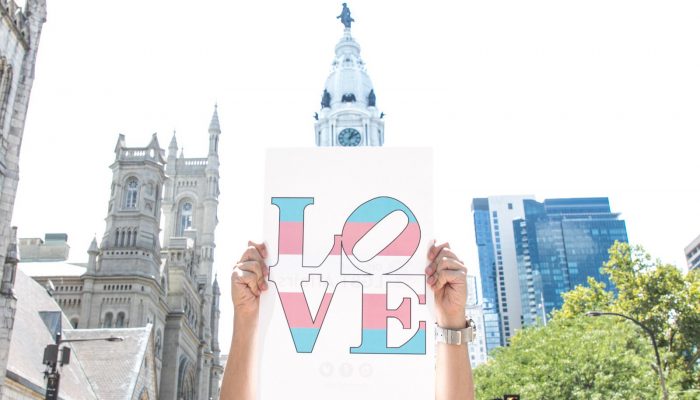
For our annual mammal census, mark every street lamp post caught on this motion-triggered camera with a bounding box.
[43,332,123,400]
[586,311,669,400]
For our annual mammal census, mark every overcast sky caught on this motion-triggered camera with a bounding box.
[12,0,700,348]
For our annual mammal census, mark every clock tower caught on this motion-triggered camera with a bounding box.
[315,4,384,147]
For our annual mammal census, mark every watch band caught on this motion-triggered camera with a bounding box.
[435,319,476,345]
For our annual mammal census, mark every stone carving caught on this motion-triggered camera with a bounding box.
[321,89,331,108]
[368,89,376,107]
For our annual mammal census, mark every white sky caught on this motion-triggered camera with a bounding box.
[12,0,700,350]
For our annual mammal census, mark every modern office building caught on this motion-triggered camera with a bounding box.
[685,234,700,272]
[472,196,534,351]
[472,196,627,352]
[513,198,628,326]
[465,275,487,367]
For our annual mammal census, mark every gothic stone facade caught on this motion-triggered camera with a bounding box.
[0,0,46,391]
[30,109,223,400]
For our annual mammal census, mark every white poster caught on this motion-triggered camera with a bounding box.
[260,147,434,399]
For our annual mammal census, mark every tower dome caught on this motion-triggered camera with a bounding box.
[323,29,374,109]
[315,4,384,147]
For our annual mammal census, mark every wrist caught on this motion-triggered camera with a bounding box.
[437,313,467,330]
[234,309,259,335]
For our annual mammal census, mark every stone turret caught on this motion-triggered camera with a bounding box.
[166,131,177,175]
[86,237,99,274]
[100,133,166,279]
[159,107,222,400]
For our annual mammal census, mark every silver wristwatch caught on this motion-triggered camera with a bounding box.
[435,319,476,345]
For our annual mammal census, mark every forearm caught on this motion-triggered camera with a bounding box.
[221,312,259,400]
[435,318,475,400]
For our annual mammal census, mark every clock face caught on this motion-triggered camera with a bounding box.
[338,128,361,147]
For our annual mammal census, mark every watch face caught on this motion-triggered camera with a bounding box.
[337,128,361,147]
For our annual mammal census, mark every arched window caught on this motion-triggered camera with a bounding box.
[132,229,138,246]
[126,230,131,247]
[124,178,139,208]
[114,229,120,247]
[70,317,79,329]
[177,201,193,236]
[116,312,125,328]
[177,357,196,400]
[104,312,113,328]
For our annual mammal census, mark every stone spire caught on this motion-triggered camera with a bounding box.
[88,236,99,254]
[87,236,99,274]
[166,131,177,174]
[208,104,220,133]
[208,105,220,157]
[168,131,178,154]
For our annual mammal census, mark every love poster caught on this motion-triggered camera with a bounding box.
[259,148,434,399]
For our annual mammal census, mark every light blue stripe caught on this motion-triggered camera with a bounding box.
[272,197,314,222]
[346,197,418,223]
[350,328,426,354]
[289,328,321,353]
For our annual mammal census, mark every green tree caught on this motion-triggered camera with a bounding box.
[475,242,700,399]
[474,316,659,399]
[554,242,700,394]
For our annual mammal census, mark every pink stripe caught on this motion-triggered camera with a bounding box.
[278,222,304,255]
[361,293,412,330]
[418,294,426,304]
[278,292,333,329]
[341,222,420,257]
[329,235,342,256]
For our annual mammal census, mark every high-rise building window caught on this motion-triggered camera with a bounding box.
[125,178,139,208]
[178,201,193,236]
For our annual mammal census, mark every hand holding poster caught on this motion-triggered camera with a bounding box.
[259,148,434,399]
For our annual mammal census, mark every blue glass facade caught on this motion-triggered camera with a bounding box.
[514,198,628,325]
[471,199,504,352]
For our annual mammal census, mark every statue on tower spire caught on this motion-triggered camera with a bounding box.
[337,3,354,28]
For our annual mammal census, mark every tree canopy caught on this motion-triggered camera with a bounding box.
[475,242,700,399]
[474,316,658,399]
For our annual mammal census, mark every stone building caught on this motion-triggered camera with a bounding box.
[20,107,223,399]
[0,0,47,392]
[3,268,158,399]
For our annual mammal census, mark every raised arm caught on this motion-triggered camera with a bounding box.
[220,242,269,400]
[426,242,475,400]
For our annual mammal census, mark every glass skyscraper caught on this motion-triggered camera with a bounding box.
[513,198,627,325]
[472,198,504,352]
[472,196,627,353]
